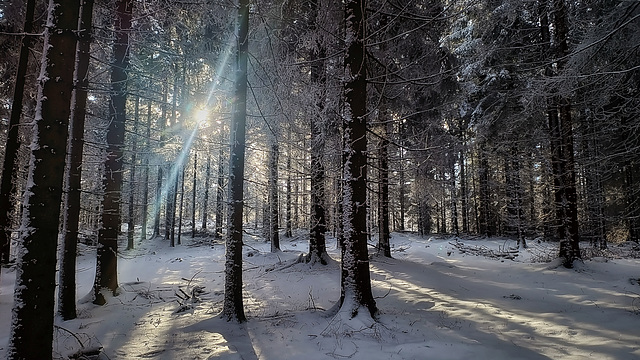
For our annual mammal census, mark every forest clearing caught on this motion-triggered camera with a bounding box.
[2,232,638,359]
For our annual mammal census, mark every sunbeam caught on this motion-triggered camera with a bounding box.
[143,33,234,238]
[205,33,235,106]
[148,122,201,236]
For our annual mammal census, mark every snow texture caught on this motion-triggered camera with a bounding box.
[1,233,639,359]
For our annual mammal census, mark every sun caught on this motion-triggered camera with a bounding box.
[195,108,209,126]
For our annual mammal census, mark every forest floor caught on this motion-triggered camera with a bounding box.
[1,231,640,359]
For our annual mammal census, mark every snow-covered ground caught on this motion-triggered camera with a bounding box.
[1,232,639,359]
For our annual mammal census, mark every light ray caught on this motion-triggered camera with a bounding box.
[149,123,200,236]
[205,33,235,106]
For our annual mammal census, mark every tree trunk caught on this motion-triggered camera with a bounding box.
[478,145,494,236]
[459,148,469,233]
[624,161,639,242]
[166,71,180,242]
[8,0,79,356]
[398,150,406,231]
[153,85,168,238]
[308,116,328,263]
[94,0,132,305]
[141,99,152,241]
[192,152,197,238]
[222,0,249,322]
[451,165,459,236]
[269,141,280,252]
[170,169,179,246]
[58,0,94,321]
[285,139,292,237]
[377,120,391,257]
[0,0,36,268]
[178,166,185,245]
[202,153,211,231]
[126,96,140,251]
[307,11,328,262]
[339,0,377,319]
[541,0,580,267]
[215,146,225,239]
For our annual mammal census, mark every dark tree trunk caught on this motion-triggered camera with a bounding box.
[202,153,211,231]
[170,169,179,246]
[308,117,328,263]
[126,96,140,251]
[504,148,526,247]
[307,9,328,262]
[94,0,132,305]
[294,175,299,230]
[558,101,580,264]
[192,152,197,237]
[451,167,459,236]
[141,99,152,241]
[222,0,249,322]
[215,146,225,239]
[58,0,94,321]
[166,72,180,242]
[0,0,36,267]
[339,0,377,318]
[8,0,79,356]
[478,146,495,236]
[625,162,639,242]
[153,165,163,238]
[398,150,406,231]
[153,86,168,238]
[459,148,469,233]
[268,142,280,252]
[541,0,580,267]
[178,166,185,245]
[336,130,345,248]
[377,121,391,257]
[285,140,292,238]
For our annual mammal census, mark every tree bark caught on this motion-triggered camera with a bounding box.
[153,85,168,238]
[540,0,580,267]
[126,96,140,250]
[58,0,94,321]
[166,71,180,242]
[222,0,249,322]
[192,152,197,237]
[202,153,211,231]
[377,120,391,257]
[8,0,79,355]
[268,142,280,252]
[398,149,406,231]
[0,0,36,267]
[215,146,225,239]
[94,0,132,305]
[459,148,469,233]
[141,99,152,241]
[307,7,329,263]
[285,138,293,237]
[308,117,328,263]
[339,0,377,318]
[478,146,494,236]
[178,166,185,245]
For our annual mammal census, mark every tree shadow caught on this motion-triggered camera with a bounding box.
[182,315,259,360]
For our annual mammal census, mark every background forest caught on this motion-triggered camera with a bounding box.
[0,0,639,358]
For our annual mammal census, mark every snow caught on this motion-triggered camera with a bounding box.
[1,232,639,359]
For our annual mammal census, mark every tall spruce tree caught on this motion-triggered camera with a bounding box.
[93,0,133,304]
[222,0,249,322]
[7,0,79,356]
[338,0,377,318]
